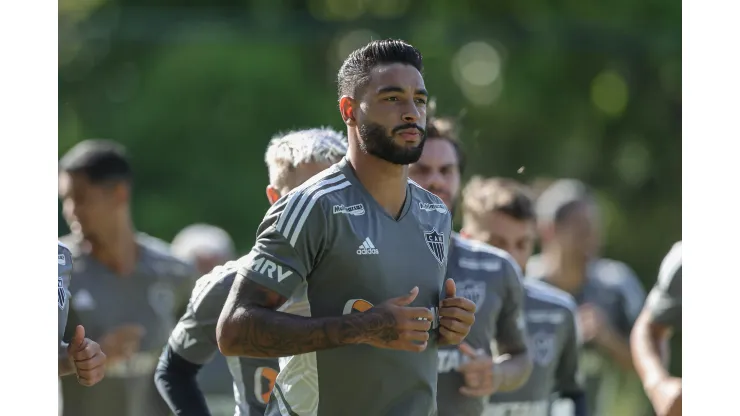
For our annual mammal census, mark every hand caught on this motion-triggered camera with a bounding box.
[457,342,502,397]
[648,376,682,416]
[67,325,106,386]
[99,324,146,363]
[438,279,476,345]
[362,287,435,352]
[578,303,613,345]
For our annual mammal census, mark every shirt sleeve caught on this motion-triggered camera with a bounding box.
[554,303,584,395]
[495,256,528,351]
[645,242,682,328]
[239,192,329,298]
[58,242,73,348]
[168,266,238,365]
[607,261,647,336]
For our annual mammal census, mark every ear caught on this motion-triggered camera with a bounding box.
[266,185,281,205]
[538,222,556,244]
[111,182,130,206]
[339,96,357,127]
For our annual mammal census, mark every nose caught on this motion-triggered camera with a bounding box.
[401,101,421,124]
[427,170,447,191]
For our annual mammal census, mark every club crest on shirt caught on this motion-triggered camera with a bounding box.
[58,276,66,310]
[530,331,556,367]
[424,228,446,265]
[455,279,486,308]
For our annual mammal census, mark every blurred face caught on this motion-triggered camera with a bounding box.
[554,202,601,262]
[408,138,460,210]
[464,211,536,272]
[342,63,429,165]
[58,172,123,240]
[266,161,334,205]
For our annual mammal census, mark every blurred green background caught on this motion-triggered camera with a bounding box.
[59,0,681,408]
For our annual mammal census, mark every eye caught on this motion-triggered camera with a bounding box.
[415,98,427,104]
[384,96,399,102]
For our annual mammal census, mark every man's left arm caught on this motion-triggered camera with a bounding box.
[554,306,587,416]
[491,257,533,392]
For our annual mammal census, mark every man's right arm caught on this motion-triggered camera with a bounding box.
[631,242,682,395]
[216,193,430,357]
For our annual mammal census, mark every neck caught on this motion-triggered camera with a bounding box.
[347,145,408,218]
[540,247,587,294]
[86,219,139,276]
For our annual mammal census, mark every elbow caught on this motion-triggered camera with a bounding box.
[216,312,250,357]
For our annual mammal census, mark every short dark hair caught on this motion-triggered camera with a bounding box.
[337,39,424,99]
[426,117,467,176]
[59,139,132,185]
[462,176,536,223]
[535,179,594,225]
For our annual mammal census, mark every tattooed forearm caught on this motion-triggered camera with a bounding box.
[217,277,399,358]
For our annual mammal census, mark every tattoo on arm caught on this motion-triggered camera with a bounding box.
[218,277,399,358]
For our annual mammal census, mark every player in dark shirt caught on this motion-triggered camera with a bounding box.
[631,242,682,416]
[216,39,476,416]
[58,140,197,416]
[155,127,348,416]
[409,117,533,416]
[458,177,586,416]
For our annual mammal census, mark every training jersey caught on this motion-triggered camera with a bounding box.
[60,233,197,416]
[168,260,280,415]
[527,255,646,416]
[487,279,582,416]
[58,241,73,348]
[239,158,452,416]
[436,234,527,416]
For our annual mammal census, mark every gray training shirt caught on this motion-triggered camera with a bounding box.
[238,158,452,416]
[59,241,73,347]
[644,241,682,329]
[436,234,528,416]
[528,256,646,416]
[488,279,582,416]
[169,260,280,416]
[60,233,197,416]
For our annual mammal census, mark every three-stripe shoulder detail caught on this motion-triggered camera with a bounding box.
[274,171,351,247]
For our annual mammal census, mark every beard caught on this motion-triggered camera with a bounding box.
[358,121,427,165]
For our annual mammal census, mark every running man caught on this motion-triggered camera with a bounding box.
[458,177,586,416]
[408,118,533,416]
[155,128,348,416]
[59,140,197,416]
[216,39,476,416]
[528,179,646,416]
[631,241,682,416]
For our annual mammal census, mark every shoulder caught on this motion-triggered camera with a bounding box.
[590,258,642,289]
[139,234,198,281]
[59,234,84,259]
[524,279,578,315]
[266,166,351,221]
[190,260,242,310]
[452,234,523,278]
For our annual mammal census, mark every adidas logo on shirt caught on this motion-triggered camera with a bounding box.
[357,237,379,255]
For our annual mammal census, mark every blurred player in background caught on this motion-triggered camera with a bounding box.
[527,179,646,416]
[458,177,586,416]
[631,242,682,416]
[155,127,347,416]
[58,139,197,416]
[217,39,476,416]
[409,117,533,416]
[168,223,238,414]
